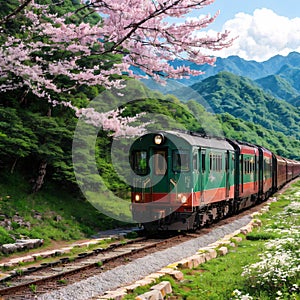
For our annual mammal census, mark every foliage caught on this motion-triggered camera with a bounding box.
[242,236,300,298]
[0,226,14,245]
[255,74,299,103]
[0,95,78,189]
[240,185,300,299]
[219,113,300,160]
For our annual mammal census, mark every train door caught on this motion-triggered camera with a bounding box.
[225,151,230,198]
[192,149,200,206]
[152,148,169,202]
[254,154,258,191]
[131,149,150,203]
[200,149,206,203]
[240,154,244,193]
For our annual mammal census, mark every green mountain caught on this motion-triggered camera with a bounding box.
[190,72,300,140]
[219,112,300,160]
[276,64,300,91]
[255,74,299,103]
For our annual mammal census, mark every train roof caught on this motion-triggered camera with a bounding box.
[165,131,235,151]
[226,138,260,155]
[274,154,286,163]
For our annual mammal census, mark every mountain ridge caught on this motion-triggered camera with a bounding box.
[172,51,300,89]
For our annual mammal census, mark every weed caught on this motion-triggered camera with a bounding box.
[29,284,37,293]
[96,261,103,267]
[57,279,68,285]
[125,231,139,239]
[15,269,24,276]
[0,172,129,254]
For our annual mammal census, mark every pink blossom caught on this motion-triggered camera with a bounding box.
[0,0,234,135]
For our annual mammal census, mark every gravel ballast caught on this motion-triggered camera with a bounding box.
[38,215,252,300]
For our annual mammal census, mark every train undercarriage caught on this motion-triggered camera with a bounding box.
[139,193,263,232]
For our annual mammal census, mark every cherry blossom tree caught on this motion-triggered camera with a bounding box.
[0,0,234,136]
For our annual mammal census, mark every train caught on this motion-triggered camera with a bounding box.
[129,130,300,232]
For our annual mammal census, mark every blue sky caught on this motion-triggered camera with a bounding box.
[187,0,300,61]
[198,0,300,30]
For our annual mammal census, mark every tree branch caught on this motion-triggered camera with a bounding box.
[102,1,172,52]
[0,0,33,25]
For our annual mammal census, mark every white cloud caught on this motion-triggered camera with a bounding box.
[214,8,300,61]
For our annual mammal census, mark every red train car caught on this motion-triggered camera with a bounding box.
[273,155,287,189]
[292,160,300,179]
[295,161,300,177]
[227,140,259,209]
[273,156,300,191]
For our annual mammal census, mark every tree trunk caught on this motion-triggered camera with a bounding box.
[10,158,18,174]
[32,160,47,193]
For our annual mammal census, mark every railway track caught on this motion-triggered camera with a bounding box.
[0,235,188,299]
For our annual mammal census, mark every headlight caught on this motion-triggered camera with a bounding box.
[154,134,164,145]
[135,194,141,202]
[177,193,188,204]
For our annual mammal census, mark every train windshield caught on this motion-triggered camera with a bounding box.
[153,150,167,175]
[172,150,190,172]
[132,151,148,175]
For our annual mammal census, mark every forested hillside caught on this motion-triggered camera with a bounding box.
[255,75,299,103]
[190,72,300,141]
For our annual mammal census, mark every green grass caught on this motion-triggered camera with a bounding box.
[175,242,264,299]
[124,241,265,300]
[0,171,129,254]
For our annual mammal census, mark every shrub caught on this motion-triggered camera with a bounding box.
[0,226,14,245]
[246,232,279,240]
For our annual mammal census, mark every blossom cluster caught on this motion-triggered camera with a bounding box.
[231,289,253,300]
[0,0,233,135]
[241,198,300,299]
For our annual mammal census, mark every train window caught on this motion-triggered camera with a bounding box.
[251,159,255,173]
[244,159,250,174]
[193,153,198,170]
[132,151,148,175]
[172,150,189,172]
[264,157,272,177]
[217,155,222,172]
[202,153,206,173]
[154,150,167,175]
[243,158,255,174]
[209,153,222,172]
